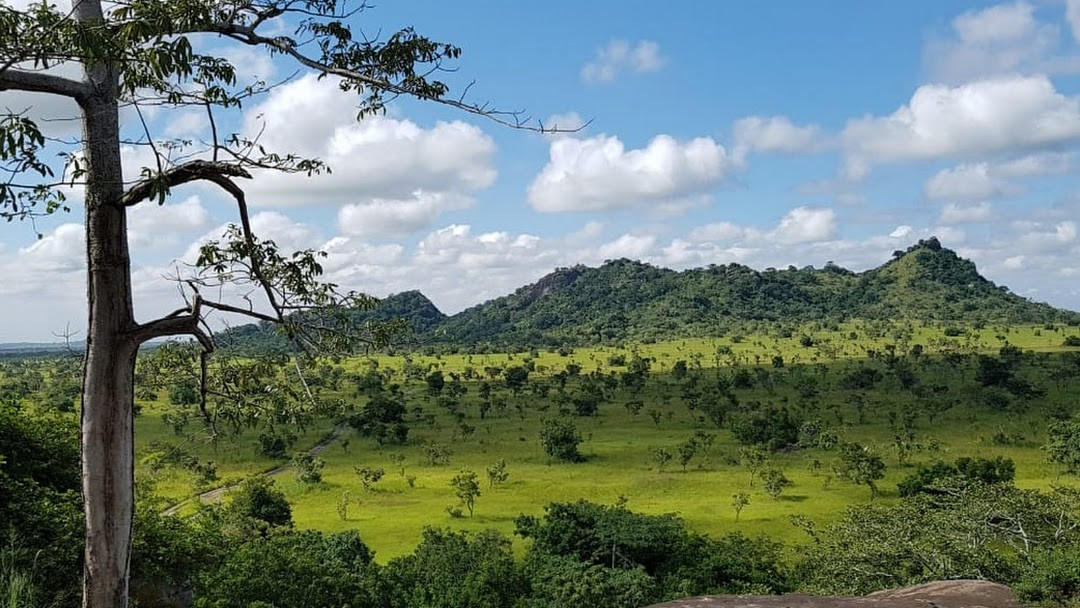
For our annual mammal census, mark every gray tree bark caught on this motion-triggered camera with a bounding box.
[74,1,137,607]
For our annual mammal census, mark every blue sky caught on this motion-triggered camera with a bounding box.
[2,0,1080,341]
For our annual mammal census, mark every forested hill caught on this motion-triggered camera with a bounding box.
[219,238,1080,350]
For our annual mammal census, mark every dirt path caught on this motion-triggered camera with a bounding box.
[161,424,349,516]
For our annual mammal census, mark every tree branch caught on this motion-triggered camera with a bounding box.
[0,68,90,102]
[119,159,252,207]
[202,23,554,132]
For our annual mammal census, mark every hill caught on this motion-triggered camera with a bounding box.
[215,238,1080,350]
[217,290,447,354]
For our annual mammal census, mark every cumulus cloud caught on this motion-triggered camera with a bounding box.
[769,207,837,245]
[924,1,1080,83]
[238,74,496,208]
[337,192,472,238]
[924,153,1073,201]
[732,116,824,162]
[688,207,837,246]
[841,76,1080,178]
[128,196,212,248]
[925,164,1016,201]
[18,223,84,272]
[581,40,665,83]
[528,134,732,213]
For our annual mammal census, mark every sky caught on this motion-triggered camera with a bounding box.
[2,0,1080,341]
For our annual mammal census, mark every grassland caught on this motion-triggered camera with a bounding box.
[130,320,1080,561]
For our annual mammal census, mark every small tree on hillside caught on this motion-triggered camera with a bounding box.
[450,469,481,517]
[732,492,750,522]
[539,419,584,463]
[835,443,886,497]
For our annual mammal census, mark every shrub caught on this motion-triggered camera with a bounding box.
[539,419,584,462]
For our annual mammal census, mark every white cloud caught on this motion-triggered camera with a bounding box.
[581,40,665,83]
[240,74,496,207]
[924,1,1080,83]
[543,112,587,139]
[337,192,472,238]
[842,76,1080,178]
[597,233,657,259]
[890,225,913,239]
[1069,0,1080,42]
[940,201,995,224]
[769,207,837,245]
[1003,255,1025,269]
[528,134,732,213]
[925,164,1014,201]
[732,116,824,161]
[925,153,1073,201]
[128,196,212,248]
[18,223,84,272]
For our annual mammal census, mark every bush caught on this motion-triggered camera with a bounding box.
[523,554,655,608]
[382,528,525,608]
[539,419,584,462]
[194,530,378,608]
[1016,546,1080,606]
[730,407,800,451]
[226,477,293,528]
[897,457,1015,497]
[1064,335,1080,347]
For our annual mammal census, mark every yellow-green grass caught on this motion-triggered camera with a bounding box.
[126,322,1080,561]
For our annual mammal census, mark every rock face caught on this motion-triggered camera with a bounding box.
[644,580,1018,608]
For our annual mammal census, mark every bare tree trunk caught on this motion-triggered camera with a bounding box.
[76,1,136,606]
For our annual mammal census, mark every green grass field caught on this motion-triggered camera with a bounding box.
[127,321,1080,561]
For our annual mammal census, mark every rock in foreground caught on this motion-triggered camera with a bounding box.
[644,580,1018,608]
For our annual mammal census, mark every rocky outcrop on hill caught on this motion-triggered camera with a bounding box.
[644,580,1018,608]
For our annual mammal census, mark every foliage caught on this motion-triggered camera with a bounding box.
[516,500,790,602]
[834,443,886,496]
[193,530,377,608]
[382,528,525,608]
[224,477,293,528]
[796,484,1080,595]
[897,456,1015,497]
[486,459,509,488]
[730,407,800,451]
[450,469,481,517]
[539,419,584,462]
[1047,418,1080,473]
[0,403,82,605]
[522,554,655,608]
[1015,546,1080,606]
[291,453,324,484]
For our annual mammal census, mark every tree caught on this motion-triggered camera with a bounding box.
[760,467,792,500]
[731,492,749,522]
[353,466,384,492]
[539,419,584,463]
[450,469,481,517]
[835,442,886,497]
[0,2,551,606]
[226,477,292,528]
[1047,418,1080,473]
[486,459,509,488]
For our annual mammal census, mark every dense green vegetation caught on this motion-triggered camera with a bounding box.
[221,239,1080,352]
